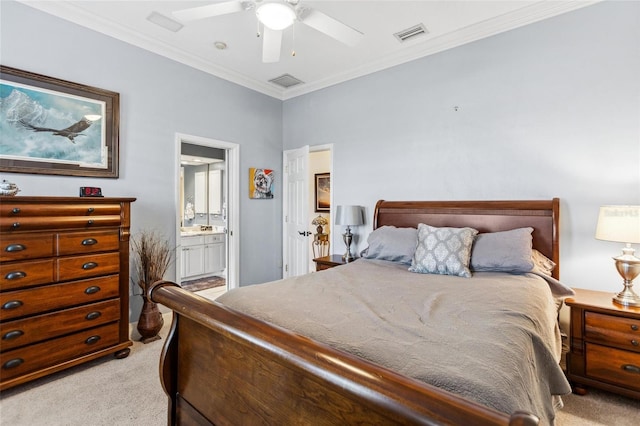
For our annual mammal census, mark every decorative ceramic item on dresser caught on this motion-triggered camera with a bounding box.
[131,230,173,343]
[0,196,135,391]
[0,180,20,196]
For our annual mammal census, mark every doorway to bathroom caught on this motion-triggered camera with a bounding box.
[175,133,239,295]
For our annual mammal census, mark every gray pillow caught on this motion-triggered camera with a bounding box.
[361,226,417,265]
[409,224,478,278]
[470,227,534,273]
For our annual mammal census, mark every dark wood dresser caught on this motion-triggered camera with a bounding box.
[0,196,136,391]
[565,288,640,399]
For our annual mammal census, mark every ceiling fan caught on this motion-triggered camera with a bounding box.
[172,0,364,63]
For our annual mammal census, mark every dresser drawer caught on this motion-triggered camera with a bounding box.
[0,299,120,351]
[0,233,55,262]
[57,230,120,256]
[586,343,640,391]
[0,215,123,232]
[0,322,120,382]
[0,259,55,291]
[0,275,119,321]
[57,252,120,281]
[0,203,121,218]
[585,312,640,353]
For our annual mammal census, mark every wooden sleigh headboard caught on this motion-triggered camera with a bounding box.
[150,199,560,425]
[374,199,560,279]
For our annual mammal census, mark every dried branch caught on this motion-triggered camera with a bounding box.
[131,230,173,293]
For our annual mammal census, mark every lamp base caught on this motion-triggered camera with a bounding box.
[342,227,355,263]
[342,253,355,263]
[612,252,640,307]
[613,285,640,307]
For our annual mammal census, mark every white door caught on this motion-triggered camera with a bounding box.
[283,146,310,278]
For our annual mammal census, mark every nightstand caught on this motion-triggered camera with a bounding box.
[565,288,640,399]
[313,255,351,271]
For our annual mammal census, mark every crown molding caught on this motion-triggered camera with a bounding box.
[282,0,601,99]
[18,0,285,99]
[19,1,601,101]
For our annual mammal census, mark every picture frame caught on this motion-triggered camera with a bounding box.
[249,167,274,199]
[0,66,119,178]
[315,173,330,212]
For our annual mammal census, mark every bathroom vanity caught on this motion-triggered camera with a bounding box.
[180,227,226,280]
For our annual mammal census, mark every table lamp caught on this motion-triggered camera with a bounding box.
[595,205,640,306]
[335,205,364,262]
[311,215,328,234]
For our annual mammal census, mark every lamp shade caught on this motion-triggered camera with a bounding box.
[595,205,640,244]
[335,205,364,226]
[311,215,328,226]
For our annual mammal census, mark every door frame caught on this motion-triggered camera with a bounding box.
[175,133,240,290]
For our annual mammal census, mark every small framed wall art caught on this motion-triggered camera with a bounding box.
[0,66,119,178]
[315,173,330,212]
[249,168,274,199]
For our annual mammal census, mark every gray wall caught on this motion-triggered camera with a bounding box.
[1,1,284,318]
[283,1,640,294]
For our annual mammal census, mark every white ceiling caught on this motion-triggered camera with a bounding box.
[20,1,600,100]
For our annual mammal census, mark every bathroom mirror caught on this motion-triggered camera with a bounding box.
[180,143,225,229]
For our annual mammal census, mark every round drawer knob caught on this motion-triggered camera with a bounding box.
[11,207,21,214]
[632,340,639,347]
[632,324,639,331]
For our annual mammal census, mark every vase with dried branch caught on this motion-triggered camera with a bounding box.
[131,230,172,343]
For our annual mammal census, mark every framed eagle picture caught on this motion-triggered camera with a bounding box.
[0,66,119,178]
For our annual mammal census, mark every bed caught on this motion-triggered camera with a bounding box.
[150,199,572,425]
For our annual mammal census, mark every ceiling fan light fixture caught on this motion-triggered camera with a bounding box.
[256,2,296,31]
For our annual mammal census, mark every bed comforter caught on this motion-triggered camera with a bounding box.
[217,259,572,425]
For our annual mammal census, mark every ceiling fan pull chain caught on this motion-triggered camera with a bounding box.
[256,20,261,38]
[291,22,296,57]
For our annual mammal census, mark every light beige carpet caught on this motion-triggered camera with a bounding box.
[1,312,638,425]
[0,316,170,426]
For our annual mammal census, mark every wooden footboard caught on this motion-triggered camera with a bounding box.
[150,281,538,426]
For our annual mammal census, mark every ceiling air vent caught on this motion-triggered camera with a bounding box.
[394,23,428,43]
[269,74,304,88]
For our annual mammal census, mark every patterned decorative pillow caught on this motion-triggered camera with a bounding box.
[409,224,478,278]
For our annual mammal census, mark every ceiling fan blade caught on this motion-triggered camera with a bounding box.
[300,8,363,47]
[173,1,245,22]
[262,27,283,63]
